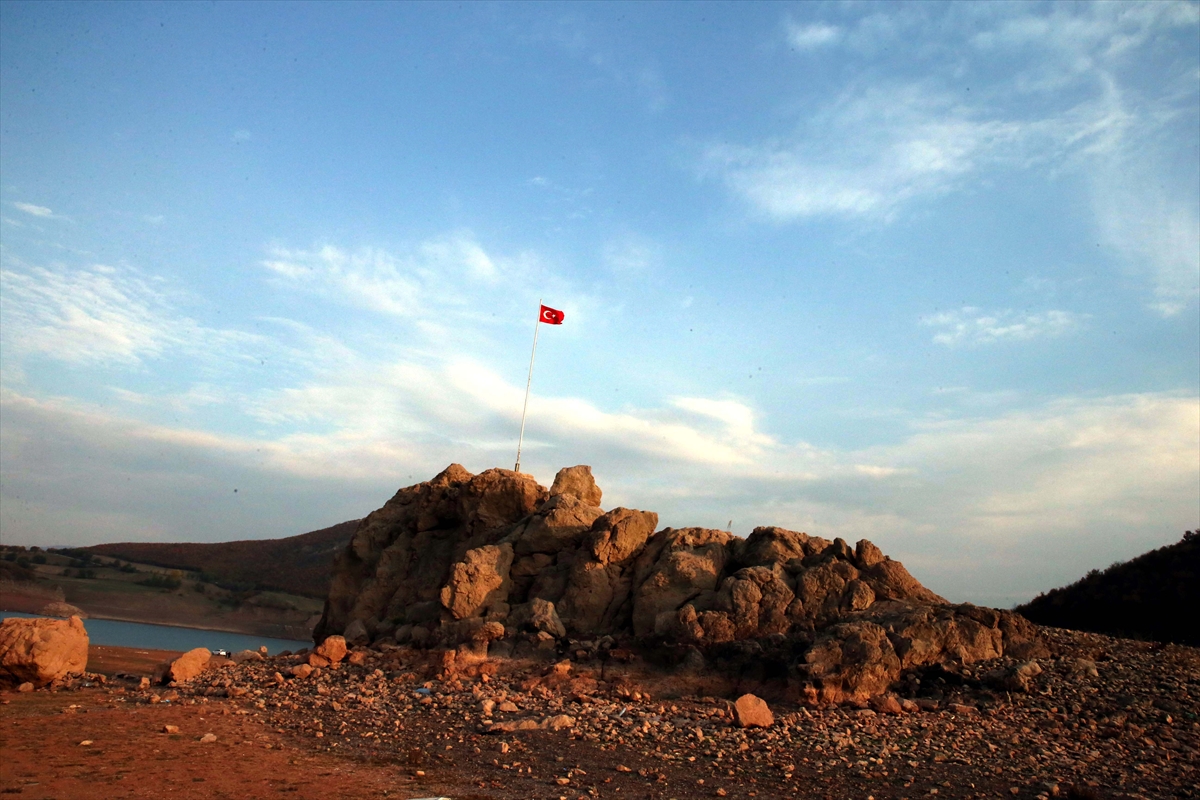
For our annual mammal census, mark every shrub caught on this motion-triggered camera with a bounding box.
[138,574,182,590]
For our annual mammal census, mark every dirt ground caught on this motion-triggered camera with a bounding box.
[0,687,420,799]
[2,633,1197,800]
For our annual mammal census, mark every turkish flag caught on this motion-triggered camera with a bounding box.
[539,304,565,325]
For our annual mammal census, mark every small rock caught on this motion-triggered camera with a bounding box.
[199,733,217,743]
[162,725,179,734]
[314,635,348,665]
[79,740,93,746]
[734,693,774,728]
[17,682,34,693]
[869,694,903,714]
[230,649,263,664]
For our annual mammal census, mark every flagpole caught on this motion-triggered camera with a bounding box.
[514,299,542,472]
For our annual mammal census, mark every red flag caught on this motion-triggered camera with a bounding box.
[539,304,565,325]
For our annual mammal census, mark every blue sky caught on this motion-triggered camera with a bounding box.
[1,1,1197,606]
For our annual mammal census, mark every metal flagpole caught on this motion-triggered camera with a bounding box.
[514,300,542,472]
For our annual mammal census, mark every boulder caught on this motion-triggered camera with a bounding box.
[549,465,602,507]
[514,496,604,556]
[440,544,514,619]
[589,508,658,567]
[0,615,89,686]
[733,694,774,728]
[632,527,731,638]
[711,565,796,639]
[314,635,347,664]
[509,598,567,639]
[231,649,263,664]
[740,526,829,567]
[801,620,900,704]
[165,647,211,684]
[342,619,370,646]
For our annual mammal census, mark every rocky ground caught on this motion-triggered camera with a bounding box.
[4,626,1195,800]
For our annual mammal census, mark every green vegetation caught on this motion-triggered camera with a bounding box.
[1017,530,1199,646]
[84,518,358,598]
[137,573,183,590]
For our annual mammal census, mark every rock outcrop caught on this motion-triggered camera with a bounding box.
[315,465,1046,704]
[0,615,89,686]
[39,602,87,619]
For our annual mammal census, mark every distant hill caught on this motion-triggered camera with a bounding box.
[84,519,359,599]
[1016,531,1199,646]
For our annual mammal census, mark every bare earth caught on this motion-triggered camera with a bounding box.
[2,627,1197,800]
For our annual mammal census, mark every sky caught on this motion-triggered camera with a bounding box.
[1,1,1197,607]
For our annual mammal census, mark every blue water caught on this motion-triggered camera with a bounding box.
[0,611,310,655]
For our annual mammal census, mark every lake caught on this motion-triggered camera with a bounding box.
[0,611,310,655]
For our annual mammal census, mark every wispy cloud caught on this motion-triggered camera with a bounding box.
[0,258,267,374]
[706,3,1197,313]
[262,234,529,320]
[785,20,841,50]
[921,307,1088,346]
[0,261,179,365]
[702,76,1140,223]
[12,202,55,218]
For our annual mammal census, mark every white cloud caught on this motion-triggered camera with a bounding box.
[0,258,275,383]
[602,234,661,277]
[0,261,178,365]
[12,202,54,218]
[1092,144,1200,317]
[3,373,1195,608]
[921,307,1088,345]
[785,21,841,50]
[703,85,1011,221]
[702,78,1140,222]
[262,233,544,320]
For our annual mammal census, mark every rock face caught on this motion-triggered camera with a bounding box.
[315,465,1046,703]
[0,615,89,686]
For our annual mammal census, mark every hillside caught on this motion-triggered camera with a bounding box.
[1016,530,1200,646]
[84,519,359,599]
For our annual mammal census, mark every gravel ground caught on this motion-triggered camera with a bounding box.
[6,626,1197,800]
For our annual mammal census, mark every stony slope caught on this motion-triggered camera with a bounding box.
[85,519,359,599]
[1016,530,1200,646]
[315,464,1045,703]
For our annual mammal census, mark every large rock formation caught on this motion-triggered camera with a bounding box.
[0,615,89,686]
[315,465,1046,703]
